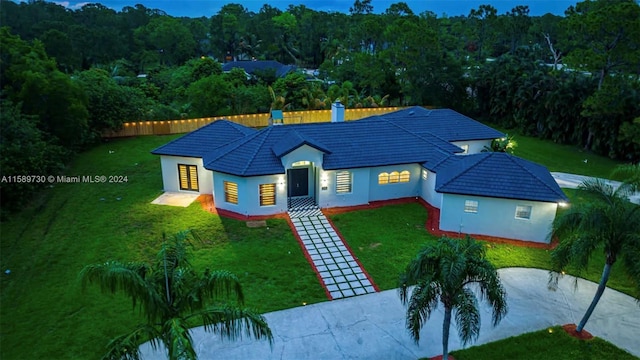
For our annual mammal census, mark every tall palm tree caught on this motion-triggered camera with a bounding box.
[80,231,273,360]
[399,237,508,360]
[549,179,640,333]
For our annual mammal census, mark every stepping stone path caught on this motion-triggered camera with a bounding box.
[289,210,377,300]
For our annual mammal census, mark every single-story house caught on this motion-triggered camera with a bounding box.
[152,106,568,243]
[222,60,296,79]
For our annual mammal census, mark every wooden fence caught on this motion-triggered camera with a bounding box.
[102,107,405,138]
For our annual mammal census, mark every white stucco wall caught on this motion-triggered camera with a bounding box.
[212,172,288,216]
[439,194,558,243]
[419,168,442,208]
[159,156,212,194]
[318,168,370,208]
[367,164,421,201]
[450,140,493,155]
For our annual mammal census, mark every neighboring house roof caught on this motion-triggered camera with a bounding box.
[222,61,296,78]
[435,152,569,203]
[151,120,255,158]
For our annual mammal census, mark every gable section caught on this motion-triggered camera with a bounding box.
[280,144,325,169]
[272,129,331,158]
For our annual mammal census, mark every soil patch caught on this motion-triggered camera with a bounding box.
[562,323,594,340]
[246,220,267,228]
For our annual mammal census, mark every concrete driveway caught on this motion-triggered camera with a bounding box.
[140,268,640,359]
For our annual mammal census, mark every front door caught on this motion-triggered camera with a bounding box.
[287,168,308,197]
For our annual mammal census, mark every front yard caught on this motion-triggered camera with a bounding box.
[0,131,632,359]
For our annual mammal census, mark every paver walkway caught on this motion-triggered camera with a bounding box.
[287,198,377,300]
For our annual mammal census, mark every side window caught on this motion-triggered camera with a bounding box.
[515,205,532,220]
[464,200,478,213]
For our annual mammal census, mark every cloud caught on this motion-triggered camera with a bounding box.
[53,1,94,10]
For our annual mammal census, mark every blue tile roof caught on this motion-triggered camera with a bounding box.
[435,152,569,203]
[151,120,255,158]
[370,107,505,141]
[222,61,296,78]
[153,107,508,177]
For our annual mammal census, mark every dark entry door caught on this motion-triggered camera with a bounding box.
[288,168,308,197]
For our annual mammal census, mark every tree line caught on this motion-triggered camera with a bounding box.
[1,0,639,216]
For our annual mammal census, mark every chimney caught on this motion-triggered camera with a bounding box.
[331,101,345,123]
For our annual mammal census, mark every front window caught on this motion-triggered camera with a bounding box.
[336,171,352,194]
[389,171,400,183]
[224,181,238,204]
[399,170,410,183]
[259,183,276,206]
[378,172,389,185]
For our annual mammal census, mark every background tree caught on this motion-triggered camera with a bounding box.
[1,27,89,148]
[77,68,146,134]
[399,237,508,360]
[468,5,498,61]
[549,180,640,333]
[186,74,232,117]
[0,100,66,217]
[562,0,640,150]
[80,231,273,360]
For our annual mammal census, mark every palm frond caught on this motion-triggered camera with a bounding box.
[406,282,440,343]
[612,163,640,192]
[162,317,197,360]
[79,261,165,320]
[189,306,273,345]
[453,288,480,345]
[101,324,162,360]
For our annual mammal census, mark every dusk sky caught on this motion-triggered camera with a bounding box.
[45,0,579,17]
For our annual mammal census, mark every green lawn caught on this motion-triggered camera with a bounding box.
[329,201,636,297]
[0,135,326,359]
[0,130,632,359]
[493,127,624,179]
[449,326,638,360]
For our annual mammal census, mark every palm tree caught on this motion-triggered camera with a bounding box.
[549,179,640,333]
[399,237,508,360]
[80,231,273,360]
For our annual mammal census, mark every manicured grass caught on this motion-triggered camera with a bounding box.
[491,127,623,179]
[0,135,326,360]
[449,326,638,360]
[330,200,636,297]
